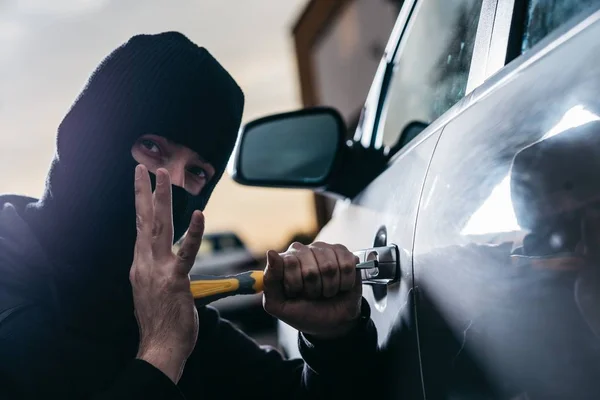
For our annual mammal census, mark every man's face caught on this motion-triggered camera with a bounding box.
[131,134,215,196]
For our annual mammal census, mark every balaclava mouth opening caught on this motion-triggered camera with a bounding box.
[24,31,245,279]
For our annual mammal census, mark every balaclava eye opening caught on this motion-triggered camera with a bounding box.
[24,31,245,276]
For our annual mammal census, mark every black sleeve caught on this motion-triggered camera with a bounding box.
[177,297,378,400]
[0,303,185,400]
[91,360,185,400]
[297,297,378,397]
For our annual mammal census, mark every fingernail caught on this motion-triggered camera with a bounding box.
[191,211,202,225]
[267,250,280,261]
[156,169,164,184]
[135,165,142,179]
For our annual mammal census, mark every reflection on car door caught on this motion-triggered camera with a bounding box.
[414,6,600,399]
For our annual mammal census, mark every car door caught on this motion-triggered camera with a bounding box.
[277,0,490,398]
[413,2,600,398]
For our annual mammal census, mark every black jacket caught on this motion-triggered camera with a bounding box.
[0,196,378,399]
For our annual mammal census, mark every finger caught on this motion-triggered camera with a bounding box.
[353,269,363,295]
[293,245,322,300]
[309,244,339,298]
[332,244,358,292]
[175,210,205,275]
[282,253,303,297]
[152,168,174,258]
[134,164,153,258]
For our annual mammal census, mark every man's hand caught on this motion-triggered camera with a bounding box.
[130,165,202,384]
[262,242,362,340]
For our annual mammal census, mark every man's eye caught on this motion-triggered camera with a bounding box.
[141,139,160,154]
[188,167,207,179]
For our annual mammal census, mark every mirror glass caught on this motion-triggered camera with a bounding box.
[238,112,341,184]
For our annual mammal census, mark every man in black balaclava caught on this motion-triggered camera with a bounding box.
[0,32,377,400]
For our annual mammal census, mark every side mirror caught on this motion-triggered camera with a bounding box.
[231,107,345,188]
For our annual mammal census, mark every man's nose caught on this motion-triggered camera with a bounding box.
[168,166,186,188]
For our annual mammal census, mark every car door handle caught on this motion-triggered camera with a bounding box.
[354,244,400,285]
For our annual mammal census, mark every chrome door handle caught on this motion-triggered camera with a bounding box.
[354,244,400,285]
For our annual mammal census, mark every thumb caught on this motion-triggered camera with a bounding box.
[263,250,285,316]
[264,250,284,291]
[263,250,286,316]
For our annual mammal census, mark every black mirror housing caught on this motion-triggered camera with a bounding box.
[231,106,389,199]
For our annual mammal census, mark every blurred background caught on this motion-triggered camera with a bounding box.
[0,0,403,347]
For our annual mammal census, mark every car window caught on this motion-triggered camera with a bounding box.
[219,235,244,251]
[377,0,484,151]
[521,0,599,53]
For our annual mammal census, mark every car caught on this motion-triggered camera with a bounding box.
[186,231,256,276]
[230,0,600,398]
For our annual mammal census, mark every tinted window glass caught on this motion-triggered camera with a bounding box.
[522,0,599,53]
[378,0,483,150]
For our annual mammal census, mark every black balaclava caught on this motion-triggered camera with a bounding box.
[22,32,244,337]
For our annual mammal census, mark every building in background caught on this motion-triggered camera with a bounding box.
[292,0,402,228]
